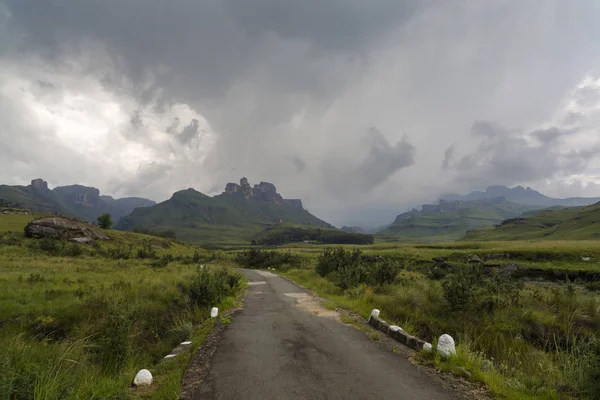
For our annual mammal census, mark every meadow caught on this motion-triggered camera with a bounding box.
[0,214,244,400]
[235,242,600,399]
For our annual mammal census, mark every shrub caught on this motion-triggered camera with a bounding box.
[136,243,157,259]
[97,213,113,229]
[316,248,362,277]
[187,267,241,307]
[235,248,301,269]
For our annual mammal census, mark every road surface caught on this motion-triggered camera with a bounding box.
[193,269,458,400]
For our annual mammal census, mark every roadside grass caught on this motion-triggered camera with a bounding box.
[0,221,245,400]
[274,247,600,400]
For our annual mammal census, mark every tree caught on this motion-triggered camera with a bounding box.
[97,213,113,229]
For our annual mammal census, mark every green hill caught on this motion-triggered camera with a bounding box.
[0,179,155,223]
[252,223,374,245]
[115,178,333,244]
[460,201,600,241]
[378,197,538,242]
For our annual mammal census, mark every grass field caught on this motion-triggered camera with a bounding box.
[0,214,244,400]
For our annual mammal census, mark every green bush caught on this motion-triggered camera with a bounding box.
[235,248,301,269]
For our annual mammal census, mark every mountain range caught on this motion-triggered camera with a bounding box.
[441,185,600,207]
[115,178,333,243]
[0,179,155,223]
[3,178,600,243]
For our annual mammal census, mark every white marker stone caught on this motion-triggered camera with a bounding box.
[423,342,433,352]
[181,341,192,345]
[211,307,219,318]
[437,334,456,357]
[370,309,380,318]
[133,369,153,387]
[389,325,402,332]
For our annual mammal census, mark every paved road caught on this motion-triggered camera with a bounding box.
[194,269,457,400]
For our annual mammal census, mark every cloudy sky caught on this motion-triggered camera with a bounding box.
[2,1,600,227]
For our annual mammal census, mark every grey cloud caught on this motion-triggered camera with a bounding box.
[532,127,570,144]
[356,128,416,190]
[178,119,201,145]
[292,157,306,173]
[3,0,600,226]
[441,145,455,169]
[222,0,418,52]
[447,120,600,187]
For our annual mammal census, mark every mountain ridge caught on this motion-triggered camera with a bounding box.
[0,179,156,223]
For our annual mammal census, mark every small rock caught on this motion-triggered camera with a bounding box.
[370,309,380,318]
[437,334,456,357]
[423,342,433,352]
[582,257,591,262]
[389,325,402,332]
[467,255,482,263]
[133,369,153,387]
[211,307,219,318]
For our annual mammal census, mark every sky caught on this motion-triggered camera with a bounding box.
[2,1,600,227]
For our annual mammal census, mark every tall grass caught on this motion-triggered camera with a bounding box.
[0,232,244,399]
[281,246,600,399]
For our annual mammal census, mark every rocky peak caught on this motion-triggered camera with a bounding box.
[31,178,48,190]
[223,178,298,206]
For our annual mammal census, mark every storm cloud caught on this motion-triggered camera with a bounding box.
[2,1,600,227]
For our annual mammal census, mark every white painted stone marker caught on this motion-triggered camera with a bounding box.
[370,309,380,319]
[133,369,153,387]
[389,325,402,332]
[437,334,456,357]
[423,342,433,352]
[211,307,219,318]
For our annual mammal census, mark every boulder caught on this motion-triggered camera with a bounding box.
[133,369,153,387]
[25,217,109,240]
[437,334,456,357]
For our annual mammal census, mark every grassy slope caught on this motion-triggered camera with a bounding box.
[378,200,537,242]
[116,189,333,244]
[462,201,600,241]
[0,213,244,400]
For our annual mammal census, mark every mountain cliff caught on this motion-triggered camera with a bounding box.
[0,179,155,222]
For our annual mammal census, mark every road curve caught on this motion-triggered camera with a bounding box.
[192,269,457,400]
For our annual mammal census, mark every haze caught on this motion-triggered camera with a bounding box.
[2,0,600,227]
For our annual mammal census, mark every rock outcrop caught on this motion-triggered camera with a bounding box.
[223,178,298,207]
[31,178,48,190]
[24,217,109,240]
